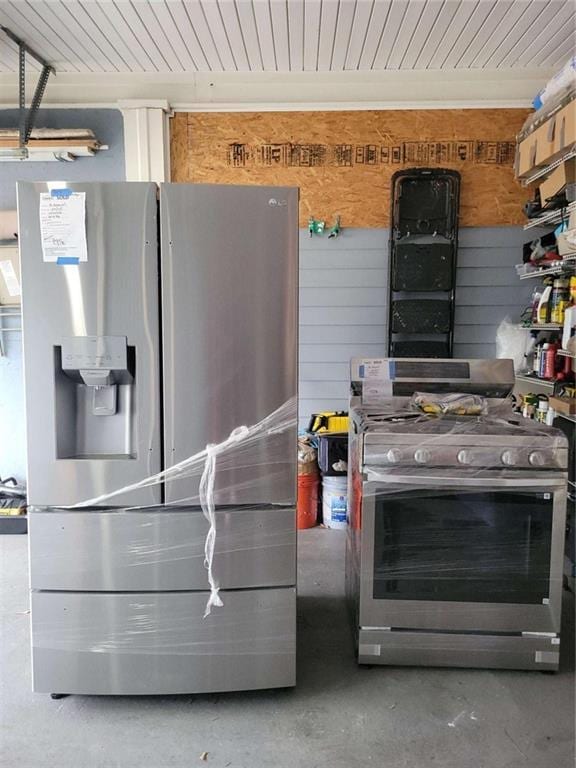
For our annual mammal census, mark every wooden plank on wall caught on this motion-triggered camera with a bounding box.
[170,109,531,228]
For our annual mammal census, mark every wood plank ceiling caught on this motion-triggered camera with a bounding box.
[0,0,574,74]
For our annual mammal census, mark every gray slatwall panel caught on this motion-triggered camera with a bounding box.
[456,268,520,287]
[300,269,387,287]
[454,305,528,324]
[300,343,387,362]
[453,343,499,358]
[458,248,524,268]
[457,286,530,305]
[300,287,386,306]
[298,227,533,427]
[299,230,387,250]
[299,325,387,343]
[453,325,500,343]
[301,251,386,269]
[300,363,349,380]
[300,381,349,398]
[458,227,549,246]
[300,307,388,325]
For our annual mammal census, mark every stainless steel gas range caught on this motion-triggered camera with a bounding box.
[346,358,569,671]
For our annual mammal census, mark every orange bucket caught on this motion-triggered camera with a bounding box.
[297,473,319,529]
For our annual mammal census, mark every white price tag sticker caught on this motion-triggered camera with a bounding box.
[39,190,87,264]
[358,359,388,379]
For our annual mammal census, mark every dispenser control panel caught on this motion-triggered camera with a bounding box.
[61,336,128,371]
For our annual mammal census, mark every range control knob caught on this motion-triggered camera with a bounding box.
[457,450,472,465]
[529,451,547,467]
[414,448,431,464]
[501,450,517,466]
[386,449,403,464]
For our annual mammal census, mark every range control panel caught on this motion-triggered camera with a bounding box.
[364,445,566,470]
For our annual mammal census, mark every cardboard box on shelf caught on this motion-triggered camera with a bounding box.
[516,118,557,178]
[539,159,576,202]
[517,132,538,177]
[534,117,558,166]
[554,99,576,155]
[550,396,576,416]
[516,99,576,179]
[557,229,576,256]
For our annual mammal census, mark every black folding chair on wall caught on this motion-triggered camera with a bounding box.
[388,168,461,358]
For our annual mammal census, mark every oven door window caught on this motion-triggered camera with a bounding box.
[373,490,554,604]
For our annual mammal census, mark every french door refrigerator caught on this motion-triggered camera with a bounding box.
[18,181,298,696]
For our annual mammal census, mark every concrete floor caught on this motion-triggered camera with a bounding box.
[0,530,574,768]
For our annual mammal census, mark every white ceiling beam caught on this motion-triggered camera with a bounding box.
[0,68,552,109]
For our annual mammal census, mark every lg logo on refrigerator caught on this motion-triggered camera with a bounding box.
[268,198,287,207]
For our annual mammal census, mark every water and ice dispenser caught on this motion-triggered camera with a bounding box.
[55,336,136,459]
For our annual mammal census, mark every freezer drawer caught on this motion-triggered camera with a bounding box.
[29,506,295,591]
[31,588,296,694]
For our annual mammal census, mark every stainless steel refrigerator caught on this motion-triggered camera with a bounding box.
[18,181,298,696]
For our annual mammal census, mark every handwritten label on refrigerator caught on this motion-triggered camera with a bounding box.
[39,190,88,264]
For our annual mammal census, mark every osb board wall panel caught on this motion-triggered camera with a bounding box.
[170,109,530,228]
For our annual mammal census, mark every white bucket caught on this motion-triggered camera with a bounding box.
[322,475,348,530]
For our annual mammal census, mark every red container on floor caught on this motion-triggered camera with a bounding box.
[297,474,319,529]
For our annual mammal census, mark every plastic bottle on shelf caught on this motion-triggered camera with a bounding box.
[537,285,552,324]
[533,342,543,375]
[522,393,538,419]
[562,353,573,378]
[569,276,576,304]
[539,343,550,378]
[531,288,542,324]
[536,397,549,423]
[550,278,570,324]
[543,340,558,379]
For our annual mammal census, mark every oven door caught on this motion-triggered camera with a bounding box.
[359,471,567,634]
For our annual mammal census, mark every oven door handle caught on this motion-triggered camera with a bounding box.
[364,470,567,489]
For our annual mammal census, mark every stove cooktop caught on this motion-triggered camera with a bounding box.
[353,404,568,470]
[354,407,543,436]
